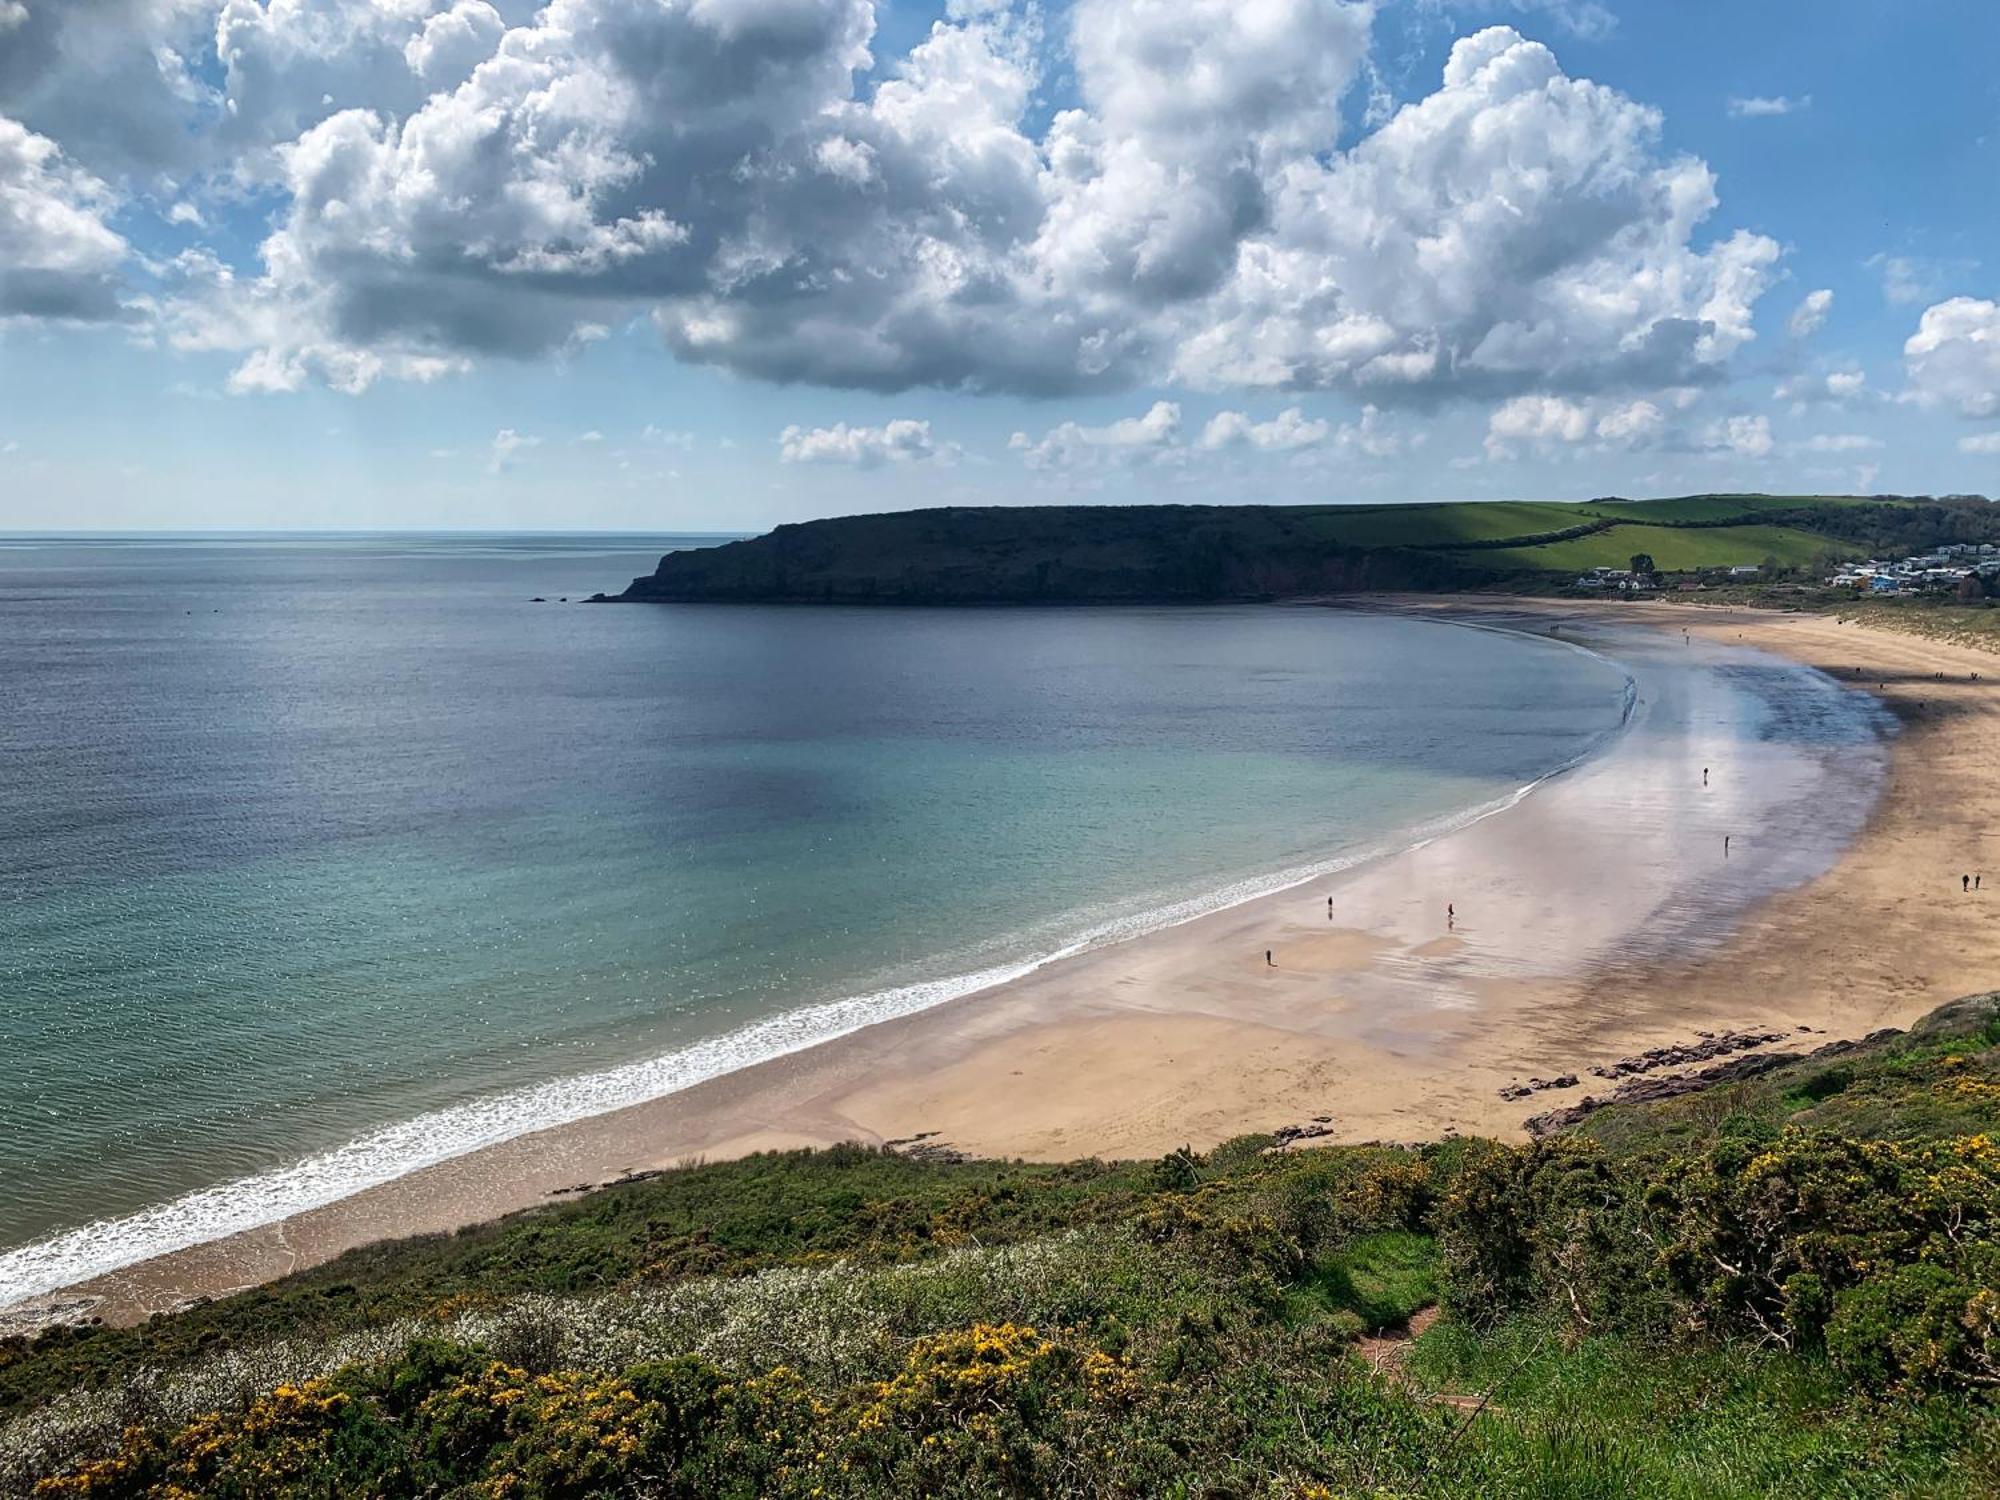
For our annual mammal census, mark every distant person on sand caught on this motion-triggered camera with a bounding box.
[1965,875,1972,893]
[1266,949,1274,967]
[1703,767,1709,786]
[1724,835,1731,856]
[1447,903,1455,930]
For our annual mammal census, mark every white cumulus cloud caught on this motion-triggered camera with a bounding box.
[42,4,1776,404]
[1728,94,1810,118]
[1776,368,1867,411]
[1788,288,1832,339]
[1701,413,1774,458]
[487,427,541,473]
[1484,394,1590,458]
[1904,297,2000,418]
[1795,433,1881,453]
[1594,399,1666,447]
[1200,407,1330,451]
[1012,400,1183,468]
[777,418,950,467]
[0,113,129,322]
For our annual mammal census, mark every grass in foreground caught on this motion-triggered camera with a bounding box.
[6,995,1999,1497]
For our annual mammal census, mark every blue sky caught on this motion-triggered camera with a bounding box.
[1,0,1997,530]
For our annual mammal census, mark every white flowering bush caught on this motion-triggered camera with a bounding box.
[0,1227,1168,1485]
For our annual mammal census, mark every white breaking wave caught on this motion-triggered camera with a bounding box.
[0,619,1637,1310]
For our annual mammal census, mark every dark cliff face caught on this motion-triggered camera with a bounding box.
[607,505,1486,604]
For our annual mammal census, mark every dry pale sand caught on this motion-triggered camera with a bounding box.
[55,601,2000,1325]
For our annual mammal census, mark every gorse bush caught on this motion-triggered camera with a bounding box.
[11,993,2000,1497]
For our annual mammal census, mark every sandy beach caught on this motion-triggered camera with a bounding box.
[39,601,2000,1326]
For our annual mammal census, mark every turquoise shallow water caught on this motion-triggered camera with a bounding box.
[0,535,1633,1299]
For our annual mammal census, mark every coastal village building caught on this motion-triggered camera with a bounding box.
[1827,545,2000,593]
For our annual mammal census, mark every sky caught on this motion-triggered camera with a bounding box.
[1,0,1997,531]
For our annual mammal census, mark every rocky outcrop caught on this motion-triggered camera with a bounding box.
[1522,1025,1918,1137]
[1585,1027,1794,1081]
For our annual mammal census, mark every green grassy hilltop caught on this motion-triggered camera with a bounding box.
[606,494,2000,604]
[9,995,1999,1497]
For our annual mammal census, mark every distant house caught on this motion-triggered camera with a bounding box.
[1574,566,1633,590]
[1870,575,1901,594]
[1728,564,1761,578]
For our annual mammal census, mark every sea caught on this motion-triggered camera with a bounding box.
[0,533,1639,1303]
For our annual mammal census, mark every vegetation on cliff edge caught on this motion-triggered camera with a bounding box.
[6,992,1999,1497]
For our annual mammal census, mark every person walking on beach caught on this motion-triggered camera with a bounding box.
[1266,949,1274,967]
[1703,766,1710,786]
[1964,874,1971,893]
[1447,903,1455,930]
[1724,835,1731,857]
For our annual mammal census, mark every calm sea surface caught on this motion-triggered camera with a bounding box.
[0,534,1634,1298]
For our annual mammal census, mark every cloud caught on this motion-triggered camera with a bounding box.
[1775,367,1866,411]
[1481,392,1673,459]
[0,113,130,322]
[1200,407,1330,451]
[575,429,604,443]
[1332,403,1410,458]
[1867,252,1976,309]
[1011,400,1183,469]
[1873,256,1925,306]
[1728,94,1810,118]
[1416,1,1615,42]
[1958,432,2000,455]
[1594,398,1666,446]
[94,6,1773,403]
[1795,432,1880,453]
[1484,394,1590,458]
[404,1,507,83]
[1787,288,1832,339]
[777,418,951,467]
[487,427,541,473]
[0,0,535,185]
[1170,26,1779,396]
[1904,297,2000,418]
[0,0,220,180]
[1700,413,1773,458]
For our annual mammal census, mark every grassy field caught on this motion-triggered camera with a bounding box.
[1295,502,1590,549]
[1573,495,1876,524]
[8,994,1998,1497]
[1456,521,1859,573]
